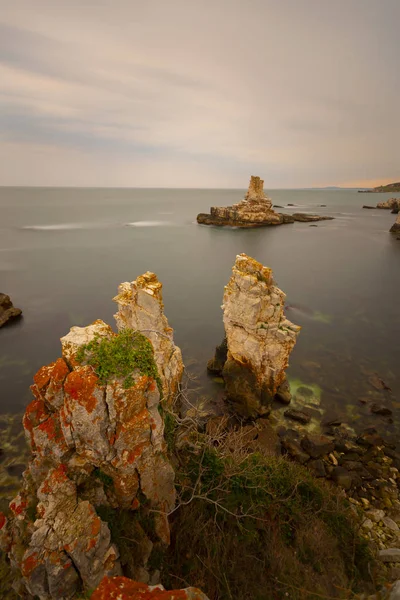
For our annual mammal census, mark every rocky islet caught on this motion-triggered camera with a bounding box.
[197,175,334,227]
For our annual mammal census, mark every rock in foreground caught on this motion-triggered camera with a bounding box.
[92,576,210,599]
[209,253,300,417]
[0,293,22,328]
[0,273,182,599]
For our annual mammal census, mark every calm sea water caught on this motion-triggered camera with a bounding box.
[0,188,399,438]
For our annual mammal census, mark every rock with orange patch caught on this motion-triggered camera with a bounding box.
[113,272,184,405]
[16,467,122,598]
[92,576,211,600]
[5,292,178,597]
[215,254,301,417]
[32,413,70,460]
[32,358,70,411]
[62,366,110,461]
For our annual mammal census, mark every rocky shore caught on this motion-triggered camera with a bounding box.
[0,257,398,599]
[363,198,400,212]
[197,176,333,227]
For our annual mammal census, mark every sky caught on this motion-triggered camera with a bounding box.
[0,0,399,188]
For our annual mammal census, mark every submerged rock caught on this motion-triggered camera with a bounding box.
[0,294,22,328]
[291,213,334,222]
[209,254,300,417]
[390,214,400,233]
[0,274,182,598]
[284,409,311,425]
[197,176,284,227]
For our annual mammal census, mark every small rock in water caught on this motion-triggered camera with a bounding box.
[369,373,392,391]
[283,409,311,425]
[379,548,400,563]
[281,439,310,464]
[275,379,292,405]
[0,293,22,328]
[301,434,334,458]
[370,404,393,417]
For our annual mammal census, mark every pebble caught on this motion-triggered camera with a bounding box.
[329,452,338,466]
[379,548,400,563]
[383,517,400,532]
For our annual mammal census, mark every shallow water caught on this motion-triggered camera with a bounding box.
[0,187,399,441]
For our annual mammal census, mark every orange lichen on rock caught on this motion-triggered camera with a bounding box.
[23,397,49,437]
[33,358,69,390]
[21,551,40,578]
[64,366,99,413]
[91,576,210,600]
[39,464,68,495]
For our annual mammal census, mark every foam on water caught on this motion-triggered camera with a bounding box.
[125,220,173,227]
[21,223,109,231]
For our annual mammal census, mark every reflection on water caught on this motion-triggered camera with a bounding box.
[0,188,399,450]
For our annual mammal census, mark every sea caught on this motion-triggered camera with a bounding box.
[0,187,399,442]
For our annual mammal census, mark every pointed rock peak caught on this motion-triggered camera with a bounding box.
[113,272,183,405]
[244,175,269,202]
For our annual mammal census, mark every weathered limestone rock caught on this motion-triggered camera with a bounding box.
[91,576,211,599]
[210,254,300,417]
[0,275,181,599]
[197,176,284,227]
[390,214,400,233]
[0,293,22,328]
[113,272,184,405]
[377,198,399,210]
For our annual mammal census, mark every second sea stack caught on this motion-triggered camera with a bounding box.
[208,254,301,417]
[197,176,285,227]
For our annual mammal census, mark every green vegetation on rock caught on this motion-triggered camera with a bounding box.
[76,328,161,392]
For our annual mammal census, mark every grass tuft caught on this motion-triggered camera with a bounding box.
[75,329,162,393]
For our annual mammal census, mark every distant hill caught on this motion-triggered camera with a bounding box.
[358,182,400,193]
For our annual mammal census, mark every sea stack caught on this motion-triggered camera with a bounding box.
[208,254,301,417]
[197,176,285,227]
[0,274,182,599]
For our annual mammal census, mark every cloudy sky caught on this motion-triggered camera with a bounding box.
[0,0,399,188]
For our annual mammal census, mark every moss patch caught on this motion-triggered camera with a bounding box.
[76,329,161,392]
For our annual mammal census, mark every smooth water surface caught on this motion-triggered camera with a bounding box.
[0,187,399,437]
